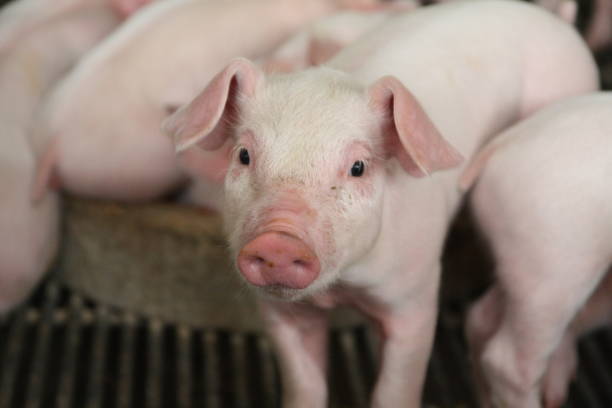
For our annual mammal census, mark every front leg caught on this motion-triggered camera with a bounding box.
[370,275,439,408]
[259,299,329,408]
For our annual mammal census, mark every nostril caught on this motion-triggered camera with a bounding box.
[293,259,308,267]
[249,255,275,268]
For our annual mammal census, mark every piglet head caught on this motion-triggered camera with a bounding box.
[164,58,462,301]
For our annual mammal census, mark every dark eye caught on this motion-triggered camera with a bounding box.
[350,160,365,177]
[239,148,250,165]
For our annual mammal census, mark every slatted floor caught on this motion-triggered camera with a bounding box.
[0,279,611,408]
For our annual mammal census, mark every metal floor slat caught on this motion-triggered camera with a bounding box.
[0,280,611,407]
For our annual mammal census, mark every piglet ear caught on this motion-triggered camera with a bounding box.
[163,58,262,153]
[368,76,463,177]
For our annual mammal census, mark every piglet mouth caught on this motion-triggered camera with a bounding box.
[257,284,303,301]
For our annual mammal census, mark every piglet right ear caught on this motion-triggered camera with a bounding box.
[163,58,262,154]
[368,76,463,177]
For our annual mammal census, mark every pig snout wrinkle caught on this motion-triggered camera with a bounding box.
[237,232,320,290]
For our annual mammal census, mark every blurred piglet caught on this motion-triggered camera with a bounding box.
[165,1,597,406]
[434,0,612,51]
[262,0,418,72]
[0,0,149,55]
[0,0,130,313]
[32,0,387,203]
[461,92,612,408]
[537,0,612,50]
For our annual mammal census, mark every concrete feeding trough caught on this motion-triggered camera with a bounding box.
[55,196,365,331]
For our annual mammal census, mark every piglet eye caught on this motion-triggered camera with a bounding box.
[350,160,365,177]
[238,148,250,165]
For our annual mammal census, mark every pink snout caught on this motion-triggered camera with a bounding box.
[237,232,320,290]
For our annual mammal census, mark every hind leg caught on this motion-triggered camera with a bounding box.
[465,285,504,408]
[478,251,607,408]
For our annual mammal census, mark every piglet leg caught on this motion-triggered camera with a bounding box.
[541,268,612,408]
[479,257,607,408]
[467,283,577,408]
[465,285,505,408]
[540,333,577,408]
[586,0,612,50]
[370,272,439,408]
[259,300,329,408]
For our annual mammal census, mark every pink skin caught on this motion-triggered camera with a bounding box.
[109,0,154,18]
[237,187,322,290]
[234,191,336,298]
[263,3,418,73]
[463,93,612,408]
[0,0,120,313]
[536,0,612,51]
[238,232,320,289]
[542,270,612,408]
[468,271,612,408]
[435,0,612,51]
[31,0,395,203]
[166,2,596,407]
[434,0,612,51]
[0,0,143,57]
[433,0,577,25]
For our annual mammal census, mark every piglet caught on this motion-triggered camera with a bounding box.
[461,92,612,408]
[0,0,149,55]
[32,0,387,203]
[262,0,419,73]
[165,1,597,406]
[536,0,612,50]
[0,0,121,313]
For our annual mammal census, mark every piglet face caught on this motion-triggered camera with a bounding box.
[223,70,386,300]
[165,59,462,301]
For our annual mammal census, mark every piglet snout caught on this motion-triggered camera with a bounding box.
[237,232,320,289]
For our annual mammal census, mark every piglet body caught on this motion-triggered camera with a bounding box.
[0,0,149,55]
[263,1,418,72]
[167,1,597,406]
[34,0,384,202]
[0,0,121,312]
[463,92,612,408]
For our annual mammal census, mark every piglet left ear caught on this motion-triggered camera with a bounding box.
[164,58,262,153]
[368,76,463,177]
